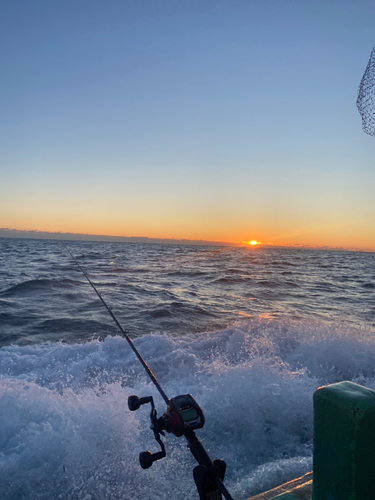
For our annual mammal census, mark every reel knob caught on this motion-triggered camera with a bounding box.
[128,395,152,411]
[139,450,166,469]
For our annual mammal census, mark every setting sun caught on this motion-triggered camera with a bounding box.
[249,240,258,246]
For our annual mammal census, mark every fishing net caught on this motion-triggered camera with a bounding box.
[357,45,375,137]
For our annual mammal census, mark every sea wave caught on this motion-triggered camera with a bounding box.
[1,318,375,499]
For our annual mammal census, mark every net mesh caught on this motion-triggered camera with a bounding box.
[357,45,375,137]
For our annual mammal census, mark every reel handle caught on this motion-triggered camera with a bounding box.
[128,395,152,411]
[139,450,166,469]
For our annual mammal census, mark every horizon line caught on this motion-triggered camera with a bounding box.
[0,227,237,247]
[0,228,373,253]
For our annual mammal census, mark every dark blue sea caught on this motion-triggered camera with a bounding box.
[1,238,375,499]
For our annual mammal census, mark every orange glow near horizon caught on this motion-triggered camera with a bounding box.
[2,211,375,252]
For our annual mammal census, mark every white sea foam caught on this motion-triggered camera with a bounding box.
[1,318,375,499]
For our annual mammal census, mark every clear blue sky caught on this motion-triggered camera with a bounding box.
[1,0,374,250]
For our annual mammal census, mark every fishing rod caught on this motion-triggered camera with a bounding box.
[63,243,168,404]
[63,243,234,500]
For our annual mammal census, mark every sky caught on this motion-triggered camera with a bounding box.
[1,0,374,251]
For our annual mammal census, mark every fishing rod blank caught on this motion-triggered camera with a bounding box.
[62,242,169,404]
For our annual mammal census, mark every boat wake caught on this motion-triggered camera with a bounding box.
[1,317,375,499]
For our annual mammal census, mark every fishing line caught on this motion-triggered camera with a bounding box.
[62,242,169,404]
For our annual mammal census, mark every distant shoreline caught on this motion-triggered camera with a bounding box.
[0,228,235,247]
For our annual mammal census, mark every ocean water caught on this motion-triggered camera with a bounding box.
[0,238,375,500]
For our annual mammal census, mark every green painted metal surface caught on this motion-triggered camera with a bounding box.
[313,381,375,500]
